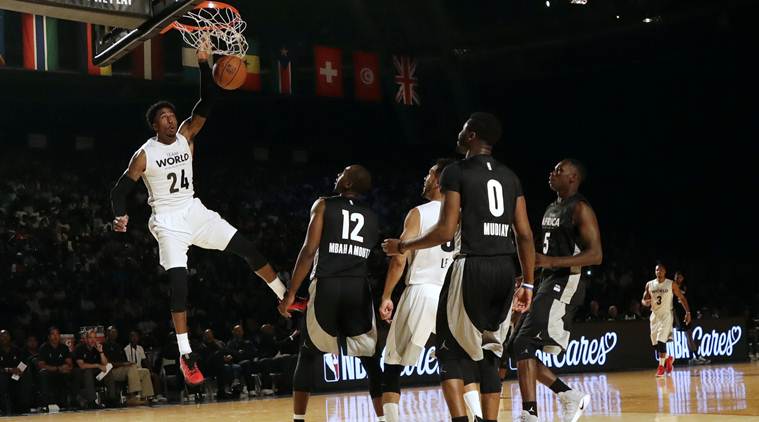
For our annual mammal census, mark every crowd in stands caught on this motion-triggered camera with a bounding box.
[0,149,750,414]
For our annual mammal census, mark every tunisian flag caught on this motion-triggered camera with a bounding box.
[353,51,381,102]
[314,46,343,98]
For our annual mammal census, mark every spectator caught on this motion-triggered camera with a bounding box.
[0,330,34,415]
[585,300,602,322]
[624,300,642,320]
[72,329,108,409]
[607,305,620,321]
[37,327,75,410]
[124,330,165,401]
[226,324,256,396]
[22,335,40,408]
[102,327,151,406]
[198,329,236,400]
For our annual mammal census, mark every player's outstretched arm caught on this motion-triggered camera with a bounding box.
[672,283,692,324]
[513,195,535,312]
[179,42,216,150]
[279,198,326,318]
[111,149,146,232]
[379,208,421,322]
[536,201,603,270]
[383,191,460,255]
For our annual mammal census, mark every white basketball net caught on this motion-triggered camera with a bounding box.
[173,4,248,58]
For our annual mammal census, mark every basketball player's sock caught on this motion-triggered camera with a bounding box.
[463,390,483,418]
[451,417,468,422]
[523,401,538,417]
[383,403,399,422]
[376,417,386,422]
[549,378,571,394]
[659,354,667,367]
[268,275,287,300]
[293,414,305,422]
[177,332,192,355]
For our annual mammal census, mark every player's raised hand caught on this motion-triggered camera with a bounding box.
[379,298,394,322]
[113,215,129,232]
[382,238,402,256]
[513,286,533,313]
[197,33,212,62]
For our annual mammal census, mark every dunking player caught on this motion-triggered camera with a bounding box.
[109,46,297,385]
[278,165,384,422]
[641,263,691,377]
[511,159,602,422]
[673,271,709,365]
[384,113,536,422]
[379,158,486,422]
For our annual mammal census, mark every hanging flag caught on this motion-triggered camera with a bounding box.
[241,39,261,91]
[131,38,163,80]
[82,23,111,76]
[22,14,59,71]
[0,11,6,66]
[353,51,381,102]
[393,55,420,106]
[277,47,292,95]
[314,46,343,98]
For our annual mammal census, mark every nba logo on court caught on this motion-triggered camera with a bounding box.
[323,353,340,383]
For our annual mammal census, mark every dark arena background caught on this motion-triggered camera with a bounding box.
[0,0,757,421]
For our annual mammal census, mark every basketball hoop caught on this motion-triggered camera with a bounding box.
[162,1,248,58]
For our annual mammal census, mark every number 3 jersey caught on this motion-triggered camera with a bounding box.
[405,201,458,286]
[439,155,523,256]
[646,278,674,318]
[139,133,194,215]
[311,196,379,280]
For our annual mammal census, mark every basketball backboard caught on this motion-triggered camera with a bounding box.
[0,0,202,65]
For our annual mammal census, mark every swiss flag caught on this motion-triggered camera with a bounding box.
[314,46,343,97]
[353,51,381,102]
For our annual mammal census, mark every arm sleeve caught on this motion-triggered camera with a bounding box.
[191,60,218,118]
[110,173,137,216]
[439,163,462,193]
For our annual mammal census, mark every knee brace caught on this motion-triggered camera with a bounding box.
[478,352,501,394]
[382,364,402,395]
[224,232,267,271]
[168,267,189,313]
[359,356,383,398]
[656,342,667,354]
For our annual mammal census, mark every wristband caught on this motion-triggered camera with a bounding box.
[521,283,534,290]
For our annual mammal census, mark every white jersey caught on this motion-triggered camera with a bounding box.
[139,133,195,214]
[647,278,674,319]
[405,201,457,286]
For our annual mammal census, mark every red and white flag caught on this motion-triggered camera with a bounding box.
[393,55,420,106]
[314,45,343,97]
[353,51,380,102]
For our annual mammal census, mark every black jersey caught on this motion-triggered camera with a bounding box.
[540,193,589,278]
[311,195,379,279]
[440,155,523,256]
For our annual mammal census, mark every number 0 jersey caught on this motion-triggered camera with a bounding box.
[439,155,523,256]
[139,133,195,214]
[311,196,379,280]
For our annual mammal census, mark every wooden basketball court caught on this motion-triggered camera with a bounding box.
[5,362,758,421]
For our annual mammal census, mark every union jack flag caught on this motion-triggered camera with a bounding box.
[393,55,420,106]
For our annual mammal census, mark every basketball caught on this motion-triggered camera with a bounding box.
[213,55,247,90]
